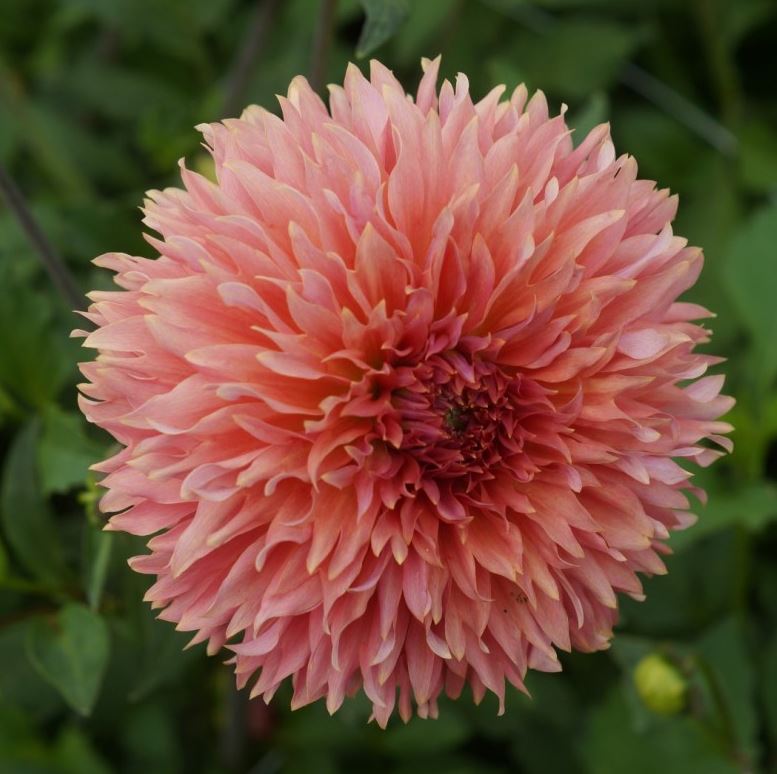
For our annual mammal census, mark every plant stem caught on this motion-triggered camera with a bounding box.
[222,0,282,118]
[0,163,83,310]
[620,64,738,156]
[478,0,738,155]
[219,681,248,772]
[694,0,742,129]
[694,655,746,766]
[309,0,338,93]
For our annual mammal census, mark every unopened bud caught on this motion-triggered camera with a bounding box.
[633,653,686,715]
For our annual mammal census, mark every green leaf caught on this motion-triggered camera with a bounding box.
[696,618,758,765]
[582,688,737,774]
[26,100,138,190]
[382,707,471,757]
[391,0,457,66]
[0,705,55,773]
[65,61,186,123]
[619,531,738,636]
[740,120,777,194]
[53,725,112,774]
[717,0,776,48]
[0,421,67,583]
[510,19,642,100]
[613,107,703,191]
[487,675,587,774]
[0,264,76,410]
[0,621,62,718]
[26,603,110,716]
[0,535,8,582]
[356,0,409,58]
[675,153,741,351]
[0,102,15,162]
[609,635,663,731]
[486,57,531,96]
[0,63,93,200]
[721,202,777,392]
[274,688,376,751]
[120,703,182,774]
[721,394,777,480]
[114,565,200,702]
[569,92,610,142]
[670,482,777,551]
[38,406,105,495]
[0,382,20,423]
[0,707,111,774]
[83,528,113,612]
[763,632,777,749]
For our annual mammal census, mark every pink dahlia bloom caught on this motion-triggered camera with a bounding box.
[77,58,733,725]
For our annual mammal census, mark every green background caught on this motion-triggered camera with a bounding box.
[1,0,776,771]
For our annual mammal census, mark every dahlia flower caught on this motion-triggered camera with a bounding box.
[77,58,733,725]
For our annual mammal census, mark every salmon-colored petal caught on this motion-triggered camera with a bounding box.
[77,58,732,726]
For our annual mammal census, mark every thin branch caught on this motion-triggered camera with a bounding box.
[0,163,83,310]
[621,64,738,156]
[478,0,738,155]
[221,0,282,118]
[219,681,248,772]
[309,0,339,93]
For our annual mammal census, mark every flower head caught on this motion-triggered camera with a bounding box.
[77,58,733,725]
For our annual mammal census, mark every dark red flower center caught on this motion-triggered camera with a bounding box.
[394,353,526,481]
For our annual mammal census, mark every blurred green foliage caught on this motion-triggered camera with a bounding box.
[1,0,776,771]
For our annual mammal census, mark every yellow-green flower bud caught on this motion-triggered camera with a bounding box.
[633,653,687,715]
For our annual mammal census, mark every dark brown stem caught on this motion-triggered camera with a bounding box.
[219,681,248,772]
[0,604,59,629]
[309,0,338,93]
[0,163,83,310]
[221,0,282,118]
